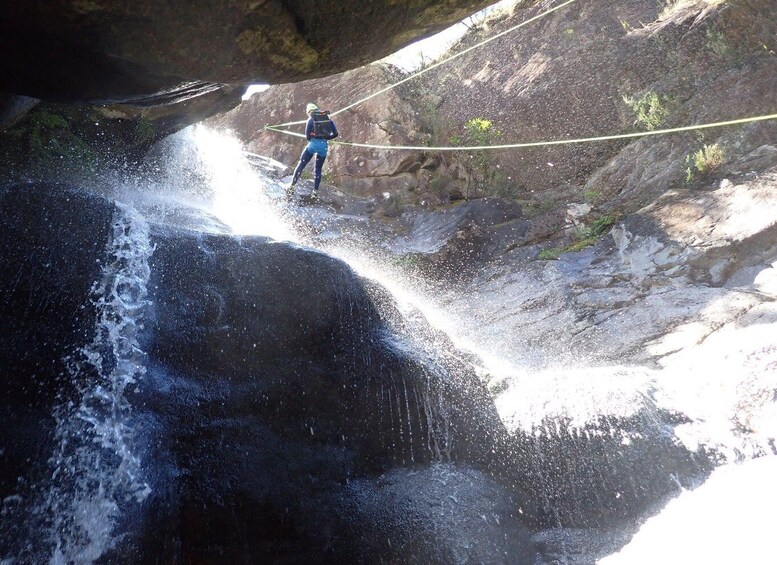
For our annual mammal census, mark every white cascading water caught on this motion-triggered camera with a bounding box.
[157,125,777,562]
[600,455,777,564]
[143,124,296,241]
[46,203,153,564]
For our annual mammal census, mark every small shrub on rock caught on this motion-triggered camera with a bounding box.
[623,91,670,131]
[693,143,725,173]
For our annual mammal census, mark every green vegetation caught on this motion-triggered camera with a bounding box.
[538,214,618,260]
[693,143,725,173]
[685,162,695,184]
[4,108,97,177]
[650,31,682,68]
[583,214,618,238]
[134,117,155,143]
[583,189,602,203]
[28,110,69,154]
[450,117,512,199]
[684,143,725,183]
[421,97,445,146]
[705,28,730,58]
[459,117,499,146]
[623,91,670,131]
[390,253,422,271]
[521,195,556,218]
[538,247,563,260]
[429,173,454,201]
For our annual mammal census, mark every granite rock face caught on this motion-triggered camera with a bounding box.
[1,182,721,563]
[225,0,777,213]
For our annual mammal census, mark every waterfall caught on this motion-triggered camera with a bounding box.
[45,203,153,564]
[156,125,775,561]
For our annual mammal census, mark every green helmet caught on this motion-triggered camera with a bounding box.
[306,103,319,114]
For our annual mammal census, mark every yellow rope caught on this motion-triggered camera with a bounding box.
[265,113,777,150]
[265,0,578,129]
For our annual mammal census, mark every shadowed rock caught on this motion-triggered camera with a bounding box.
[0,0,496,103]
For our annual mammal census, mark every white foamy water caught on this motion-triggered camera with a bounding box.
[599,455,777,565]
[185,125,297,240]
[47,203,153,564]
[103,124,299,240]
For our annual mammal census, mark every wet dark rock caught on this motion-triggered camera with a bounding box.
[0,85,244,180]
[504,407,716,531]
[326,464,534,564]
[531,527,633,565]
[0,184,112,404]
[0,183,114,558]
[0,94,39,130]
[128,218,513,560]
[0,1,498,173]
[0,183,516,562]
[145,226,505,468]
[392,197,529,278]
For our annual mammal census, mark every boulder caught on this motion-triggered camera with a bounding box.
[499,380,716,530]
[0,182,513,562]
[0,183,115,560]
[327,464,534,564]
[0,94,39,130]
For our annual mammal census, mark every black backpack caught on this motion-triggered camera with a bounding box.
[311,110,334,138]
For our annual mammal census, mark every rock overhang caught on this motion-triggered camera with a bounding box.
[0,0,496,104]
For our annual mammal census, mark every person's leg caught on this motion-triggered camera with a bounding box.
[292,149,314,186]
[313,152,326,192]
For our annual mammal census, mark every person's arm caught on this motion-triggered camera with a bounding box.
[329,120,338,140]
[305,117,315,140]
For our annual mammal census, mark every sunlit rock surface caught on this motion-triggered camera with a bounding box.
[255,116,776,560]
[225,0,777,215]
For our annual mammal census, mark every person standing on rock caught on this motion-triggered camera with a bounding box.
[288,103,338,198]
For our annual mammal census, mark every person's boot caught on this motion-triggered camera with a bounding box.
[285,179,297,199]
[311,176,321,199]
